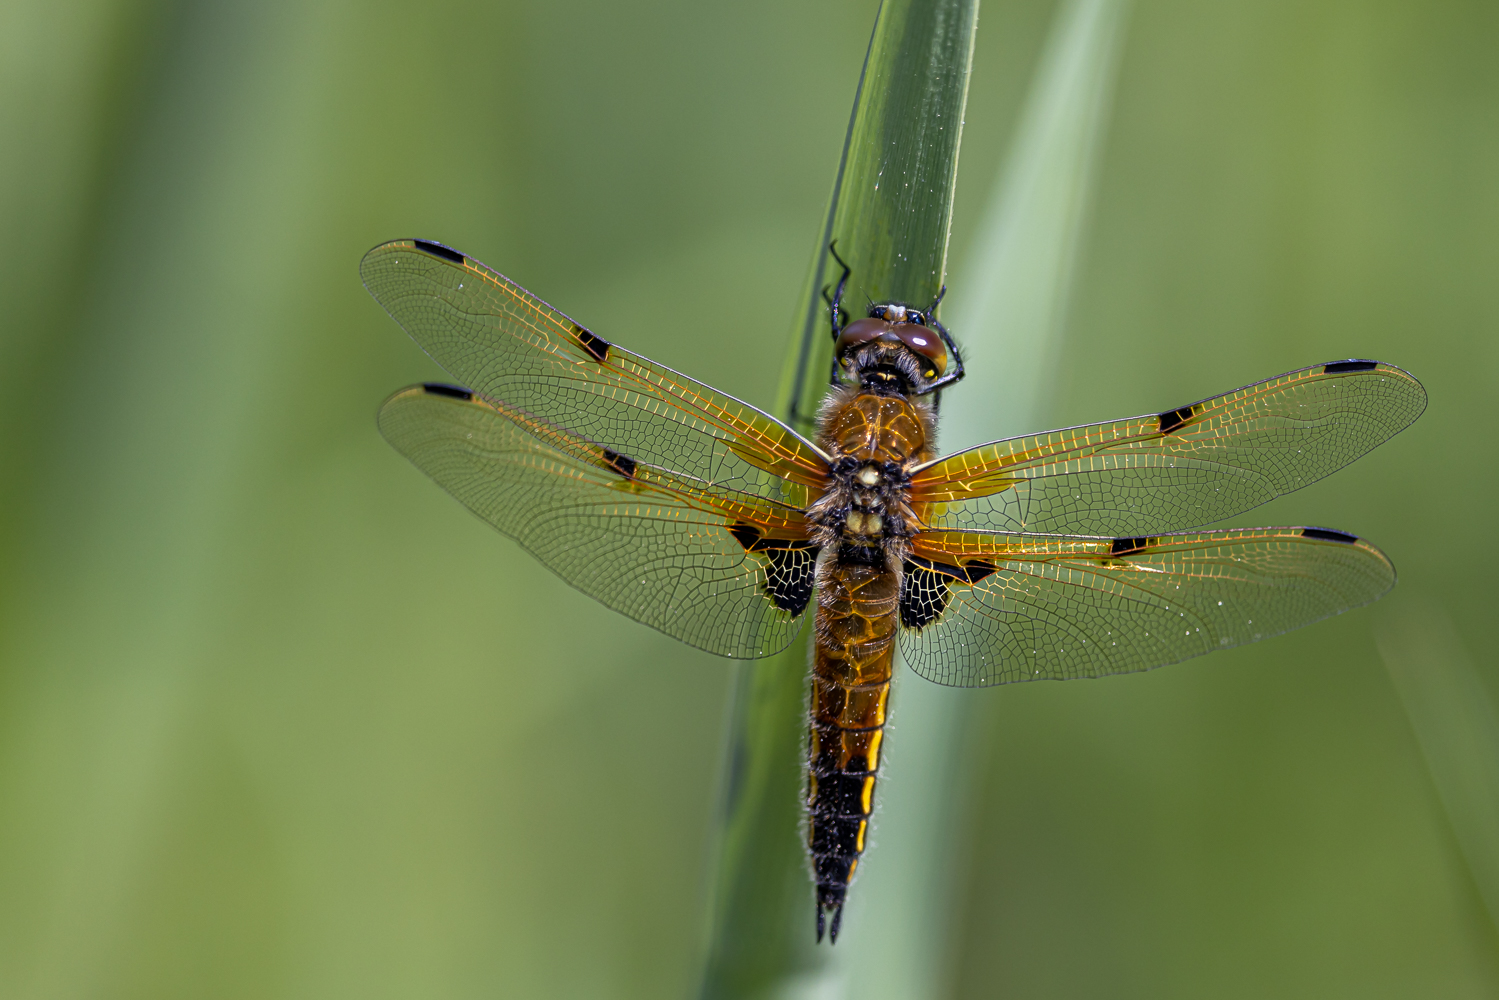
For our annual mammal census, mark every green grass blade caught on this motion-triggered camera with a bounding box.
[700,1,978,995]
[778,0,980,437]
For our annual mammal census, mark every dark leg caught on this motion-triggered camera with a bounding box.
[826,242,852,387]
[923,316,967,394]
[928,284,948,316]
[827,241,852,337]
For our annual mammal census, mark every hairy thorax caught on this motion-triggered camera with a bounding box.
[808,387,935,579]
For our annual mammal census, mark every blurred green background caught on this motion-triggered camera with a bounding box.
[2,0,1497,997]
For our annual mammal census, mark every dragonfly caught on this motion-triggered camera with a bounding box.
[365,237,1426,944]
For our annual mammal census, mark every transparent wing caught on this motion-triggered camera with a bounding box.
[362,238,830,510]
[911,362,1425,536]
[379,383,817,659]
[898,526,1395,687]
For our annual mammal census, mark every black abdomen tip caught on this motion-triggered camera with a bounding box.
[1301,527,1358,543]
[413,239,465,264]
[1323,360,1379,374]
[422,382,473,400]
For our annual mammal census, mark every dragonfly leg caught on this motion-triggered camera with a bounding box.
[826,241,853,387]
[921,314,966,394]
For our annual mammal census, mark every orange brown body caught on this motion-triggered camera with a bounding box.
[805,387,935,941]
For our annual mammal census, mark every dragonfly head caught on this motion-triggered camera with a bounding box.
[836,305,949,395]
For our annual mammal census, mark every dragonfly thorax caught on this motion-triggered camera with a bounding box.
[807,389,933,571]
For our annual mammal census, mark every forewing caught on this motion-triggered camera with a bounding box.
[379,383,817,659]
[911,362,1425,536]
[362,239,829,508]
[898,527,1394,687]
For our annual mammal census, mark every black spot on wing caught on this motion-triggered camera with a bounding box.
[1110,537,1150,555]
[412,239,465,264]
[728,523,817,615]
[421,382,473,400]
[964,560,997,583]
[901,556,993,628]
[1301,527,1359,543]
[601,448,637,479]
[1157,405,1195,434]
[1323,360,1379,374]
[575,325,611,363]
[728,523,762,550]
[901,560,950,628]
[763,545,817,616]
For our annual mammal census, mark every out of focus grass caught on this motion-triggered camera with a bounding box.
[1,1,1497,998]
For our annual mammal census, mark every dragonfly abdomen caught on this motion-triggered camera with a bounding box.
[808,557,898,943]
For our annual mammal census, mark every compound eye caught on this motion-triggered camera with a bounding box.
[835,317,890,358]
[896,325,948,376]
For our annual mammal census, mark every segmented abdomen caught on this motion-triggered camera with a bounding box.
[807,560,898,942]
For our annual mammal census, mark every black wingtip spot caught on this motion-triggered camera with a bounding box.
[412,239,465,264]
[1111,537,1149,555]
[1157,405,1195,434]
[422,382,473,400]
[576,325,611,363]
[1323,360,1379,374]
[1302,527,1358,543]
[602,448,637,479]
